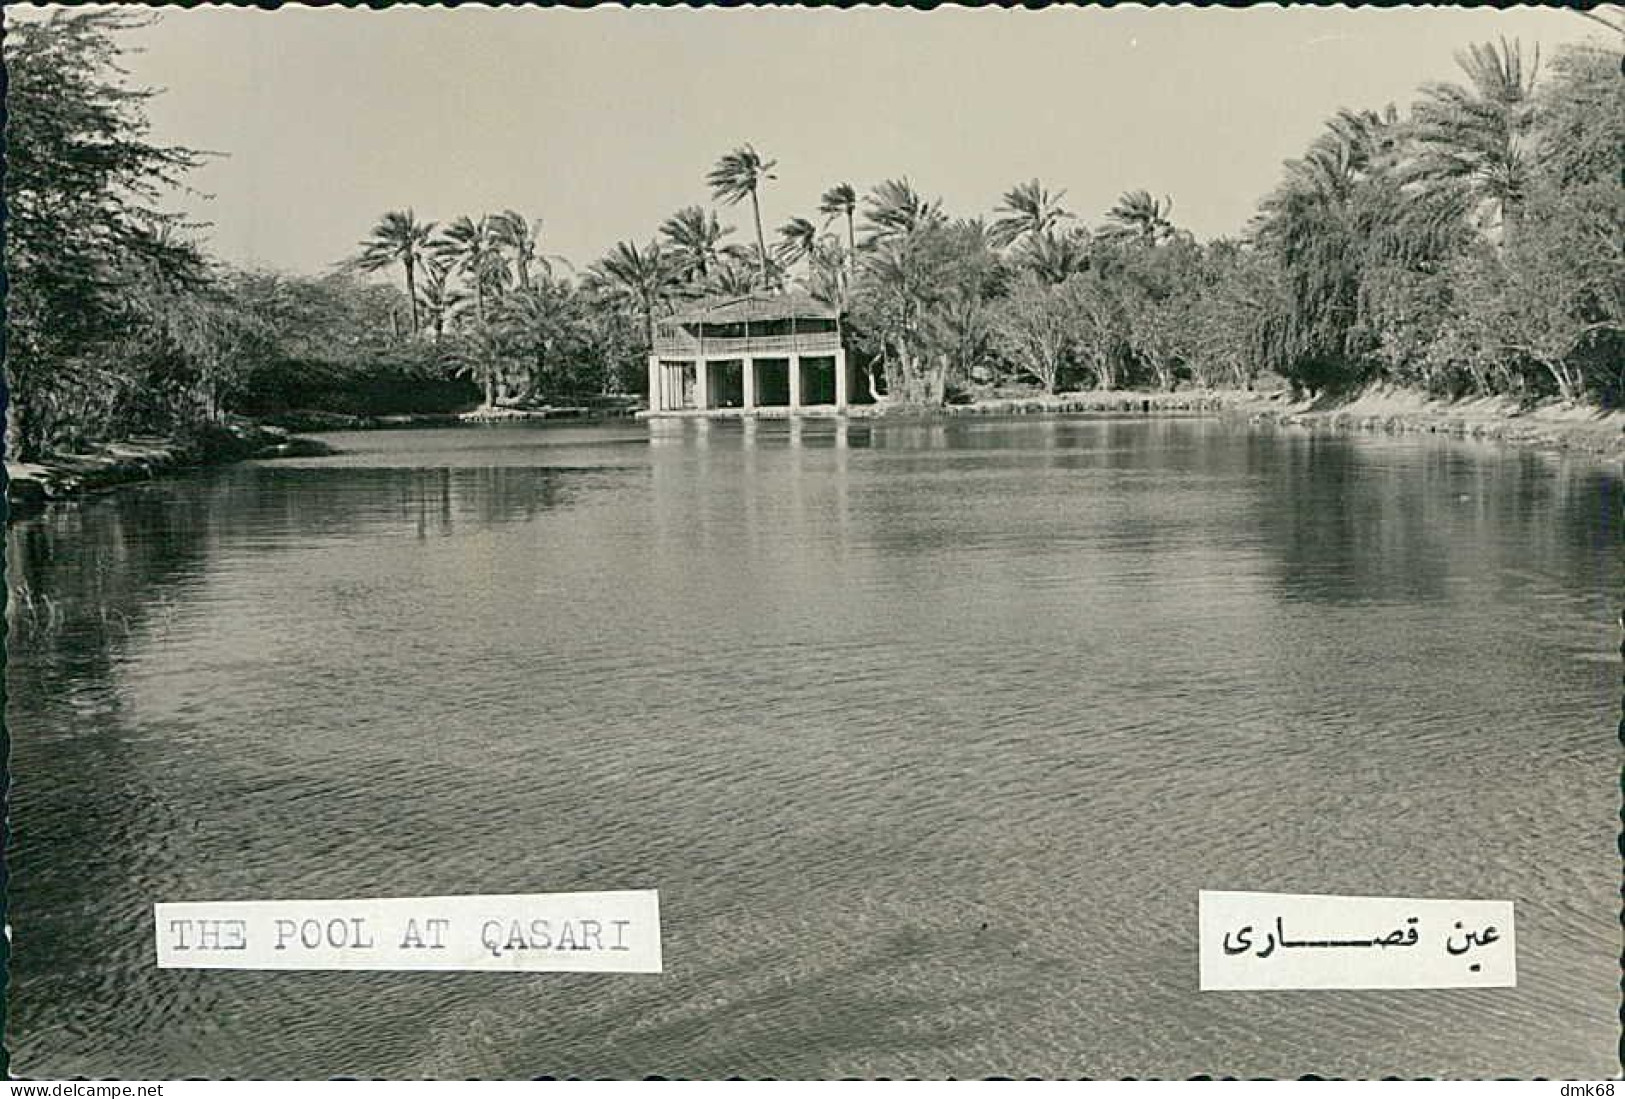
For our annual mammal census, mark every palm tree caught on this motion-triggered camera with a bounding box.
[1406,38,1542,242]
[818,183,859,270]
[989,178,1073,248]
[1326,105,1404,174]
[1101,190,1177,247]
[1247,112,1413,392]
[489,210,566,291]
[414,257,463,342]
[706,144,777,289]
[804,238,877,400]
[1016,228,1090,285]
[956,216,998,250]
[852,217,997,406]
[353,209,434,335]
[585,240,683,352]
[492,281,580,402]
[860,178,945,248]
[775,216,820,270]
[1255,104,1449,266]
[434,215,510,325]
[1300,104,1465,265]
[804,239,849,313]
[705,253,770,297]
[440,323,512,409]
[660,205,737,284]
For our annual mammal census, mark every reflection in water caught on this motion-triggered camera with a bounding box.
[6,419,1618,1079]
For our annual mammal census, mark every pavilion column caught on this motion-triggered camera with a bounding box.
[743,358,757,412]
[694,357,710,411]
[789,355,803,410]
[647,355,663,413]
[833,351,849,412]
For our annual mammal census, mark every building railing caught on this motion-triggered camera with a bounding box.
[653,332,842,358]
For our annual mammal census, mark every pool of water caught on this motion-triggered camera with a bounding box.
[6,416,1619,1077]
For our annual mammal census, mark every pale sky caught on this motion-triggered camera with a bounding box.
[33,4,1607,276]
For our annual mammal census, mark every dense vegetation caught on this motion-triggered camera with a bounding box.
[2,11,636,460]
[6,12,1620,461]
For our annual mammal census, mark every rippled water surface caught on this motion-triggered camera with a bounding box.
[7,417,1619,1078]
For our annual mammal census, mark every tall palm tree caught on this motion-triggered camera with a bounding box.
[414,257,463,342]
[489,210,566,291]
[989,178,1073,248]
[434,215,510,325]
[860,178,945,248]
[818,183,859,270]
[1406,38,1542,242]
[660,205,737,283]
[585,240,683,352]
[354,209,434,335]
[1100,190,1177,247]
[706,144,777,289]
[775,216,820,270]
[803,239,875,399]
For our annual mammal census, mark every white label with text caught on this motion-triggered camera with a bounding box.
[155,890,662,972]
[1199,890,1514,990]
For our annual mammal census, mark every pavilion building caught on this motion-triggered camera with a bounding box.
[647,292,850,415]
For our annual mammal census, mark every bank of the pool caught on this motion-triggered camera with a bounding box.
[858,385,1623,457]
[5,421,331,520]
[1247,385,1625,457]
[9,385,1617,521]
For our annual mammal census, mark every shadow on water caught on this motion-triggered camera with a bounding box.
[3,459,602,1066]
[7,489,223,1061]
[1240,431,1621,608]
[7,462,595,651]
[208,464,591,539]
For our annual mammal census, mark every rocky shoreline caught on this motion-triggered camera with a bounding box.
[5,420,331,520]
[1242,386,1625,458]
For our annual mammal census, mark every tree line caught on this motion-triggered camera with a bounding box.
[6,11,1620,462]
[547,35,1618,409]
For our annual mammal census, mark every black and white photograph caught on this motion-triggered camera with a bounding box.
[3,1,1621,1081]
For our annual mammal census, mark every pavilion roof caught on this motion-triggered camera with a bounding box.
[667,291,837,325]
